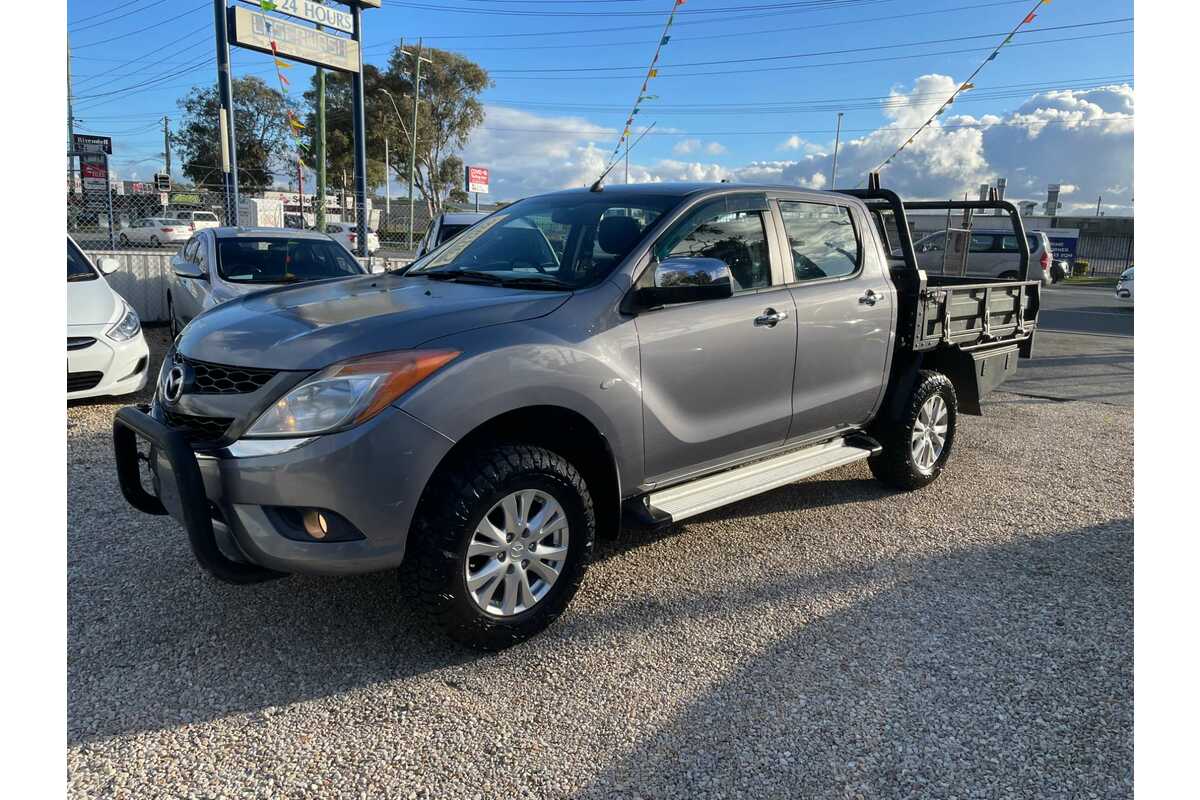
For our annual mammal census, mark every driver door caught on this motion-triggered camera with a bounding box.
[635,195,798,484]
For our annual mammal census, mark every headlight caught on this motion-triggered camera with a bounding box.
[106,302,141,342]
[244,349,460,438]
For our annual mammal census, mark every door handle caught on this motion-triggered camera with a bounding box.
[754,308,789,327]
[859,289,882,306]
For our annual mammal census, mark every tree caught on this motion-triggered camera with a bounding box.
[175,76,293,194]
[303,48,490,217]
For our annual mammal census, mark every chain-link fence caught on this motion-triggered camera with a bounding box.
[68,186,231,252]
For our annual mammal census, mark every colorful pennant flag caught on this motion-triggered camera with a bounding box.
[274,58,291,70]
[1022,11,1037,24]
[661,36,671,46]
[260,0,277,11]
[959,82,975,91]
[648,68,658,78]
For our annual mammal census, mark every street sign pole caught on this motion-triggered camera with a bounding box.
[351,4,369,256]
[214,0,239,225]
[104,154,116,250]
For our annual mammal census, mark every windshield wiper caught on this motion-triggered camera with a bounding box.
[498,275,571,290]
[423,269,506,284]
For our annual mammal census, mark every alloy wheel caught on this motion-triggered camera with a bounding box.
[911,394,949,474]
[465,489,570,617]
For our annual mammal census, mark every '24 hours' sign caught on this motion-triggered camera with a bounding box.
[269,0,354,33]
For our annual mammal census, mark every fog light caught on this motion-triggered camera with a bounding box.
[303,510,329,539]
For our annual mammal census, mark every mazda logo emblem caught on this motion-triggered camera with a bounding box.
[163,366,185,404]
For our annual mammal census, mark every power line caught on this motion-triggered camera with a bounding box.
[70,3,208,49]
[393,0,896,18]
[68,0,165,33]
[364,0,1032,53]
[479,17,1130,73]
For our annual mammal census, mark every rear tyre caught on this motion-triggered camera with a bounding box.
[118,233,130,246]
[869,371,957,491]
[408,444,595,650]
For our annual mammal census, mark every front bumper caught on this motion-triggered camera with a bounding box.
[113,403,455,579]
[68,330,149,400]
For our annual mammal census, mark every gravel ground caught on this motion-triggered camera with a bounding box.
[67,334,1132,799]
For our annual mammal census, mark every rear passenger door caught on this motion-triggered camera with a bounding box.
[773,196,893,441]
[635,194,799,483]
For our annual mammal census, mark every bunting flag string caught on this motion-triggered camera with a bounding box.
[864,0,1051,183]
[597,0,686,181]
[263,13,309,159]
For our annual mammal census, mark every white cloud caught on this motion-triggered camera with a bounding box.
[673,138,700,155]
[462,80,1133,215]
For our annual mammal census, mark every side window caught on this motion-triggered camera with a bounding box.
[778,201,860,282]
[195,236,209,273]
[182,237,200,263]
[969,234,997,253]
[657,206,772,291]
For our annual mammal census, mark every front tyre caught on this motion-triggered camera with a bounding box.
[869,370,957,491]
[409,444,595,650]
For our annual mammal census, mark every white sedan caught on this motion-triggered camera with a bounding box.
[68,237,150,400]
[324,222,380,255]
[118,217,191,248]
[1115,266,1134,304]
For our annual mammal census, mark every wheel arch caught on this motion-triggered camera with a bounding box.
[423,405,622,540]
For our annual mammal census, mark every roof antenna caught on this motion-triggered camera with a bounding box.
[590,122,657,192]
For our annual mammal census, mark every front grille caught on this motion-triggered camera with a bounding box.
[161,408,233,444]
[67,336,96,351]
[178,355,276,395]
[68,371,103,392]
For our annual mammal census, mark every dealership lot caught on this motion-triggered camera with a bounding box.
[68,288,1132,799]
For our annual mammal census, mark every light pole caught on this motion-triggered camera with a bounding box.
[381,87,414,245]
[406,41,431,251]
[830,111,843,189]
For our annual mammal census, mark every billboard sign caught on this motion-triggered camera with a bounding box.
[1028,226,1080,262]
[72,134,112,155]
[268,0,354,34]
[79,153,109,193]
[466,166,490,194]
[230,6,360,72]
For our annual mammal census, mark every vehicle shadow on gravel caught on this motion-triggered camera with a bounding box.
[569,519,1134,799]
[66,421,902,746]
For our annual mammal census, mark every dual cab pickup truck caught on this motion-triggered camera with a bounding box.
[114,180,1039,649]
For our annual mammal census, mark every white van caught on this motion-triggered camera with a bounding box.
[169,209,221,232]
[911,228,1053,285]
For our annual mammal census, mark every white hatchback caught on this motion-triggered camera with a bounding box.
[119,217,190,248]
[324,222,380,255]
[67,237,150,400]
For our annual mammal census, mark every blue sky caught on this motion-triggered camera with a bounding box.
[68,0,1134,211]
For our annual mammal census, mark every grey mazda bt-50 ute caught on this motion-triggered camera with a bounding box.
[114,181,1040,648]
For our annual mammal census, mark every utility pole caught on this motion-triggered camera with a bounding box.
[315,0,327,232]
[406,40,432,251]
[384,136,391,217]
[214,0,239,224]
[830,111,844,189]
[1096,195,1102,217]
[297,160,305,225]
[67,34,77,196]
[162,115,171,177]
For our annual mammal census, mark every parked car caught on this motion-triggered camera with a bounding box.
[118,217,190,248]
[1050,259,1069,284]
[414,211,488,258]
[165,227,367,339]
[114,183,1040,649]
[168,209,221,232]
[910,228,1053,285]
[1115,265,1134,303]
[68,236,149,400]
[323,222,380,255]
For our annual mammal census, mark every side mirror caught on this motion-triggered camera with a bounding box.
[636,257,734,307]
[96,256,119,275]
[173,257,206,280]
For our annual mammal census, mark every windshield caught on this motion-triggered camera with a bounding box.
[67,240,97,282]
[407,193,681,289]
[216,237,365,284]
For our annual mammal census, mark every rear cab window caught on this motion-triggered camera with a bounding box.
[777,201,860,282]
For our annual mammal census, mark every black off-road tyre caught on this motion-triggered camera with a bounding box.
[869,370,958,491]
[407,444,595,650]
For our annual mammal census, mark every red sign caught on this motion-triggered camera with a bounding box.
[466,165,489,194]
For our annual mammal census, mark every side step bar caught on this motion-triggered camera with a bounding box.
[628,435,879,527]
